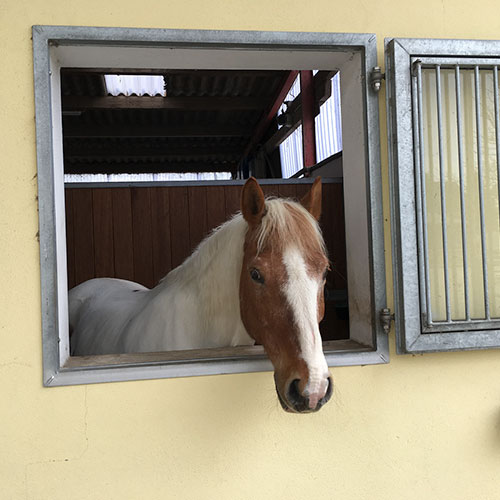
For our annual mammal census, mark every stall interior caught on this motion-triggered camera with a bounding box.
[62,68,348,344]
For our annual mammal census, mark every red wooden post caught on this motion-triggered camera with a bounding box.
[300,70,316,174]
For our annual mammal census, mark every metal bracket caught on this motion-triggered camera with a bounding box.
[370,66,385,92]
[379,308,395,334]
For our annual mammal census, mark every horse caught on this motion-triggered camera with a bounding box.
[69,177,333,413]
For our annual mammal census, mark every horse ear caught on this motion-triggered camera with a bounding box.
[241,177,266,226]
[300,177,322,221]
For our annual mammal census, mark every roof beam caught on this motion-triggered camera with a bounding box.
[63,95,266,111]
[263,70,337,154]
[64,146,242,159]
[63,122,253,138]
[242,70,300,158]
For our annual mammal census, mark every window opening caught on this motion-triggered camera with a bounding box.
[33,27,387,385]
[62,67,350,346]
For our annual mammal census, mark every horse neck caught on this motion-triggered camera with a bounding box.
[158,215,248,332]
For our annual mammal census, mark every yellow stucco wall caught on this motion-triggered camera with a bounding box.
[1,1,500,499]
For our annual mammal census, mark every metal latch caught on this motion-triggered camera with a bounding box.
[379,308,395,334]
[370,66,385,92]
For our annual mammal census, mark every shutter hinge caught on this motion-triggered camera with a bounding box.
[370,66,385,92]
[379,308,395,334]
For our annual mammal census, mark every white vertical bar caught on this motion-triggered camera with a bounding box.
[474,66,490,319]
[494,66,500,230]
[435,65,452,322]
[455,65,471,320]
[415,62,433,324]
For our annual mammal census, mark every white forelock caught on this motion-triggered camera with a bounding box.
[254,198,325,254]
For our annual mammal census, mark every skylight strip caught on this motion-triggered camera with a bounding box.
[104,75,166,97]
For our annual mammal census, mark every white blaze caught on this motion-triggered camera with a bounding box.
[282,246,329,407]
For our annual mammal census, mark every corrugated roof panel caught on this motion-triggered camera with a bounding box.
[67,108,262,129]
[61,70,290,175]
[61,72,106,97]
[165,71,286,98]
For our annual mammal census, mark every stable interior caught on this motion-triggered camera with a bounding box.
[61,67,349,350]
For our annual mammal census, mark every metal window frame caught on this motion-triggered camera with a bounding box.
[386,37,500,354]
[33,25,388,386]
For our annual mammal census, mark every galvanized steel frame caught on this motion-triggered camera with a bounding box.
[33,25,388,386]
[386,38,500,353]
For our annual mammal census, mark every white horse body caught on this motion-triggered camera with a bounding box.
[70,214,254,355]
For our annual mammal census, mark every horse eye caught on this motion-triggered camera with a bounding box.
[250,268,264,284]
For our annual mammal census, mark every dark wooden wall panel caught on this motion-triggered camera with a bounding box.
[66,182,346,291]
[65,189,76,289]
[92,188,115,278]
[277,184,297,199]
[206,185,226,233]
[131,187,154,287]
[295,183,310,201]
[150,187,171,282]
[72,188,95,285]
[260,184,279,198]
[322,183,347,290]
[66,182,348,340]
[223,185,240,220]
[188,186,208,252]
[112,188,134,281]
[169,186,190,270]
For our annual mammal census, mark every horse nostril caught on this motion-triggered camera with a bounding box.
[325,376,333,399]
[288,379,302,403]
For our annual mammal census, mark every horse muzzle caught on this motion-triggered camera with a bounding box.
[275,376,333,413]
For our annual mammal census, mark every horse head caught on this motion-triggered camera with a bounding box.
[239,177,333,413]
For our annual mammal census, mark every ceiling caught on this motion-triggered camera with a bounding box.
[61,69,335,177]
